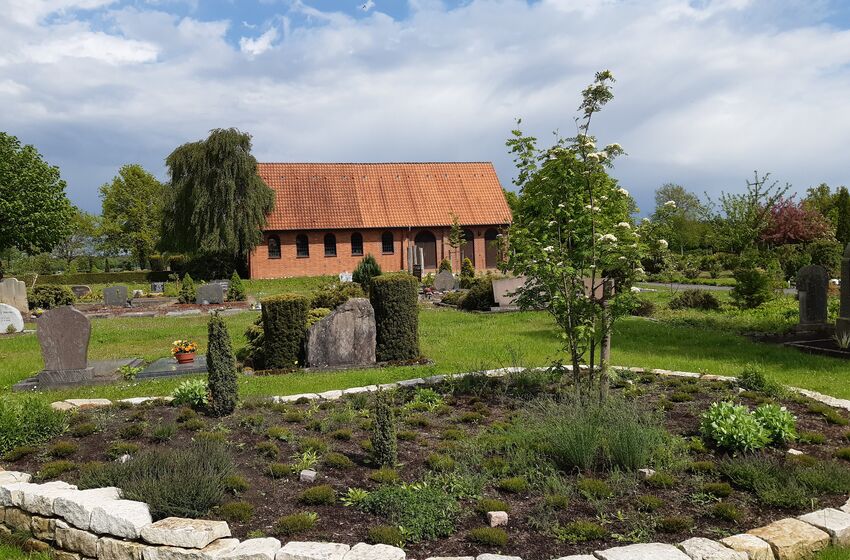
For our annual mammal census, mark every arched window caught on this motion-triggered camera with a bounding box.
[381,231,394,254]
[461,229,475,267]
[485,228,500,268]
[267,235,281,259]
[414,230,437,269]
[296,234,309,258]
[324,233,337,257]
[351,232,364,256]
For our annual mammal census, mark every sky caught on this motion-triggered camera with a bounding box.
[4,0,850,216]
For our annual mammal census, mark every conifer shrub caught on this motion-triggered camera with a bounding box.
[459,277,496,311]
[459,258,475,288]
[438,258,452,273]
[370,273,419,362]
[371,392,398,467]
[261,293,309,369]
[226,271,246,301]
[207,313,238,416]
[353,254,382,294]
[178,273,196,304]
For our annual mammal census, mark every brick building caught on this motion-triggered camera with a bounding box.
[249,162,513,279]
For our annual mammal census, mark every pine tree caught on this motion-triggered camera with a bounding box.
[353,254,382,294]
[227,271,246,301]
[836,187,850,248]
[370,391,397,467]
[206,312,238,416]
[179,273,196,304]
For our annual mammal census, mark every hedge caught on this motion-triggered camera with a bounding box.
[370,273,419,362]
[32,271,172,286]
[261,293,310,369]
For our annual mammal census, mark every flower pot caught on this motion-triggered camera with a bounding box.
[175,352,195,364]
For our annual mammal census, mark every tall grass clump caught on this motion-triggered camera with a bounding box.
[0,396,68,456]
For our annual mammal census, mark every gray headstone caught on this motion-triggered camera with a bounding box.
[150,281,165,293]
[433,270,457,292]
[70,285,92,298]
[0,278,28,315]
[797,264,829,326]
[210,279,230,291]
[339,272,353,283]
[196,283,225,305]
[838,244,850,339]
[36,306,93,384]
[0,303,24,333]
[103,286,128,307]
[492,276,527,308]
[307,298,376,368]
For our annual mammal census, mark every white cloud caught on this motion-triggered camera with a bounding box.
[239,26,280,56]
[25,31,158,64]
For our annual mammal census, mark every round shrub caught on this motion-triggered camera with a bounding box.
[459,277,495,311]
[35,460,76,481]
[369,467,400,484]
[578,477,613,498]
[368,525,404,547]
[324,452,354,469]
[702,482,733,498]
[497,476,529,494]
[645,472,676,488]
[218,500,253,523]
[275,512,317,536]
[631,298,656,317]
[711,502,742,522]
[28,285,73,309]
[731,268,777,309]
[636,494,663,512]
[669,289,720,311]
[658,515,694,533]
[468,527,508,547]
[261,293,310,369]
[700,401,770,453]
[298,484,335,505]
[476,498,510,514]
[370,273,419,362]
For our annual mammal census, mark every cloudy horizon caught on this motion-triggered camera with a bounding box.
[4,0,850,216]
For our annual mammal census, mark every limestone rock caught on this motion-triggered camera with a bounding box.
[678,537,747,560]
[318,390,344,400]
[798,508,850,546]
[595,543,691,560]
[141,517,231,549]
[90,499,153,539]
[719,534,775,560]
[842,498,850,514]
[426,557,475,560]
[749,518,830,560]
[143,538,240,560]
[0,481,74,508]
[487,511,508,527]
[638,468,656,480]
[54,487,122,530]
[97,537,149,560]
[52,550,82,560]
[22,482,83,516]
[551,557,595,560]
[220,538,282,560]
[30,515,55,540]
[277,541,351,560]
[343,543,405,560]
[5,507,32,532]
[300,470,318,483]
[56,524,99,557]
[64,399,112,409]
[476,555,521,560]
[307,298,376,368]
[397,378,425,387]
[0,471,31,485]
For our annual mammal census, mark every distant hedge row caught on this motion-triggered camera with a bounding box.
[31,271,173,286]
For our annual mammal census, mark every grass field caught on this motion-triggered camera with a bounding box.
[2,305,848,402]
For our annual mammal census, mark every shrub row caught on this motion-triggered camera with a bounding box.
[33,271,172,285]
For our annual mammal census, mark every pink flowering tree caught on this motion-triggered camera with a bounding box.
[505,71,646,399]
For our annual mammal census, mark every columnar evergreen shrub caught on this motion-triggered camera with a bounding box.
[178,273,196,304]
[206,313,238,417]
[370,273,419,362]
[438,258,452,273]
[261,293,309,369]
[371,391,397,467]
[226,271,246,301]
[460,257,475,288]
[353,254,382,293]
[28,285,74,309]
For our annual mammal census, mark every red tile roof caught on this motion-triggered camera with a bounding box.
[257,162,512,231]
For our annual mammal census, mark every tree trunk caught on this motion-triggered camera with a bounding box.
[598,278,613,402]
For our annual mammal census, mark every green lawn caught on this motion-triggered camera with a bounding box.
[2,306,848,402]
[0,544,49,560]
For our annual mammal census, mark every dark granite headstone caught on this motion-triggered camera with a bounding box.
[838,244,850,339]
[433,271,456,292]
[797,264,829,328]
[150,281,165,293]
[70,285,92,298]
[307,298,376,368]
[196,283,225,305]
[103,286,128,307]
[36,306,94,384]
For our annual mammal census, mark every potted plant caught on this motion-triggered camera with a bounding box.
[172,339,198,364]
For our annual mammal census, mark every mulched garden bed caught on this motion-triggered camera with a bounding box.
[5,371,850,559]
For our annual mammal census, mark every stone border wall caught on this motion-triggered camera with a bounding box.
[23,365,850,560]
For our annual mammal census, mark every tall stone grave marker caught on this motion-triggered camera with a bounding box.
[307,298,376,368]
[0,278,28,315]
[838,244,850,339]
[433,270,457,292]
[36,306,94,385]
[103,286,128,307]
[196,283,224,305]
[797,265,829,331]
[0,303,24,333]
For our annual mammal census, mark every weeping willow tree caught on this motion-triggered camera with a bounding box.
[161,128,274,272]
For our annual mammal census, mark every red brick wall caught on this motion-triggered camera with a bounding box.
[249,226,507,279]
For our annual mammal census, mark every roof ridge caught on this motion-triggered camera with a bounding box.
[257,161,495,165]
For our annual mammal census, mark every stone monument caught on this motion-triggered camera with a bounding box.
[492,276,528,308]
[838,244,850,339]
[196,283,225,305]
[796,264,829,331]
[307,298,376,368]
[433,270,457,292]
[70,285,92,298]
[103,286,128,307]
[0,278,28,315]
[150,281,165,293]
[35,306,94,385]
[0,303,24,334]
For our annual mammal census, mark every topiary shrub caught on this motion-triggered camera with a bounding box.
[459,277,495,311]
[178,273,196,304]
[459,258,475,288]
[669,289,720,311]
[261,293,309,369]
[370,273,419,362]
[28,285,73,309]
[353,254,382,294]
[206,313,238,417]
[371,392,397,467]
[311,282,365,310]
[226,271,246,302]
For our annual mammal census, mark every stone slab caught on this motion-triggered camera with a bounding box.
[143,538,241,560]
[274,393,321,403]
[139,355,208,379]
[842,497,850,514]
[90,499,153,539]
[433,271,457,292]
[0,303,24,333]
[37,305,91,372]
[0,481,76,508]
[678,537,747,560]
[0,471,31,485]
[103,286,128,307]
[54,487,122,530]
[64,398,113,409]
[21,483,82,516]
[56,523,99,557]
[552,557,595,560]
[720,534,775,560]
[749,518,829,560]
[98,537,149,560]
[30,515,55,540]
[397,378,425,387]
[798,508,850,546]
[307,298,376,368]
[220,538,282,560]
[13,358,144,392]
[277,541,350,560]
[492,276,526,307]
[165,310,202,317]
[343,543,405,560]
[141,517,231,549]
[594,543,691,560]
[0,278,28,314]
[196,283,225,305]
[5,507,31,532]
[318,390,343,400]
[426,557,475,560]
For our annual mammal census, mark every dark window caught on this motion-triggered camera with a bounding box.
[414,230,438,269]
[461,229,475,266]
[268,235,281,259]
[381,231,394,254]
[324,233,337,257]
[485,228,500,268]
[351,232,364,256]
[296,234,309,258]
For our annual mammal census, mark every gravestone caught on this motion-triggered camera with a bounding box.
[150,281,165,293]
[492,276,527,308]
[433,270,457,292]
[838,244,850,339]
[0,278,28,315]
[307,298,376,368]
[196,283,224,305]
[103,286,128,307]
[35,306,94,385]
[797,265,829,330]
[0,303,24,333]
[339,271,353,283]
[70,285,92,298]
